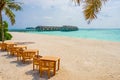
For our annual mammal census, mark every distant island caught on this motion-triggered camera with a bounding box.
[26,25,79,31]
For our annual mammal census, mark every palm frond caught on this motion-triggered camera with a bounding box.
[83,0,104,23]
[8,2,22,11]
[72,0,108,23]
[72,0,83,5]
[4,7,15,25]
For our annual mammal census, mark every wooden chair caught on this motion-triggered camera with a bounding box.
[0,42,3,50]
[0,43,1,50]
[22,51,36,63]
[39,60,55,78]
[1,42,16,51]
[6,44,16,54]
[9,46,17,55]
[16,48,24,61]
[33,55,42,70]
[7,45,12,54]
[0,43,7,51]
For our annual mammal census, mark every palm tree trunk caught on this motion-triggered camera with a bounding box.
[0,11,4,43]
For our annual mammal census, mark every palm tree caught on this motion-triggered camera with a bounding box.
[0,0,22,42]
[73,0,107,23]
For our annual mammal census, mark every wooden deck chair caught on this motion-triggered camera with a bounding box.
[39,60,55,78]
[22,51,36,63]
[16,48,24,61]
[6,44,15,55]
[0,43,7,51]
[33,55,42,70]
[9,47,17,55]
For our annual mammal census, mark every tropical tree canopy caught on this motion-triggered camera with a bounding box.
[73,0,108,23]
[0,0,22,25]
[0,0,22,42]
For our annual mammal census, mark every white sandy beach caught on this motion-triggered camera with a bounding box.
[0,32,120,80]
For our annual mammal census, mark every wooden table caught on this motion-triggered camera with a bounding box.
[14,45,27,49]
[5,42,15,44]
[5,42,16,47]
[23,49,39,55]
[22,49,39,63]
[13,45,27,60]
[40,56,60,75]
[4,42,16,51]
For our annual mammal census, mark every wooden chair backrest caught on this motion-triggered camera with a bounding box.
[33,55,42,63]
[1,43,7,50]
[22,52,36,59]
[17,48,28,56]
[6,44,15,51]
[39,60,55,69]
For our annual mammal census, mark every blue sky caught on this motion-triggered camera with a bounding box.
[3,0,120,29]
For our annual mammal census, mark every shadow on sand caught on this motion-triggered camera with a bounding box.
[15,42,35,45]
[25,70,55,80]
[2,54,16,59]
[2,53,32,67]
[10,60,32,67]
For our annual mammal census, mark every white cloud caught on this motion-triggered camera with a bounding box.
[20,0,69,9]
[101,0,120,12]
[11,0,120,28]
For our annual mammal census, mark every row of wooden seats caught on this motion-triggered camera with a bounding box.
[0,42,37,63]
[0,42,60,78]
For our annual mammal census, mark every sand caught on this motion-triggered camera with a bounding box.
[0,32,120,80]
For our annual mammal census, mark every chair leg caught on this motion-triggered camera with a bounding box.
[48,70,50,78]
[40,70,42,77]
[17,56,19,61]
[33,64,34,70]
[36,65,39,69]
[7,51,9,55]
[20,56,22,60]
[22,58,25,63]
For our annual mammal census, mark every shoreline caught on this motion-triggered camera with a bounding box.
[0,32,120,80]
[11,31,120,43]
[13,29,120,42]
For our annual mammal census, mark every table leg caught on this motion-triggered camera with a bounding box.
[58,59,60,70]
[54,62,56,75]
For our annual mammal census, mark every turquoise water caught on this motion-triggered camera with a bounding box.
[27,29,120,42]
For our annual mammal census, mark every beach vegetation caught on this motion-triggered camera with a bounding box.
[0,0,22,42]
[0,21,12,41]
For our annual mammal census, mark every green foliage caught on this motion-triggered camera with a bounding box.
[0,21,12,41]
[4,32,12,40]
[0,0,22,42]
[0,0,22,25]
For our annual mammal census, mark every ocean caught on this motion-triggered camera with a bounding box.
[24,29,120,42]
